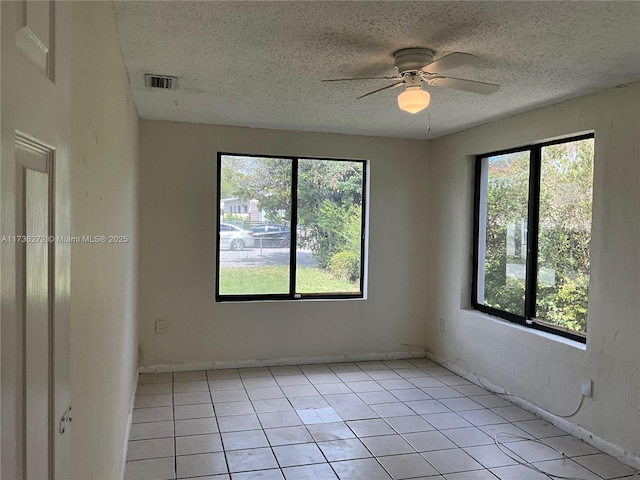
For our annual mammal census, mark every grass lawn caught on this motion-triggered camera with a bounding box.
[219,266,359,295]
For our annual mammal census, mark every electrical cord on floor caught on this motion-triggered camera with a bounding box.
[495,432,590,480]
[402,344,640,479]
[449,361,586,418]
[402,343,586,418]
[555,394,585,419]
[494,432,640,480]
[468,368,586,419]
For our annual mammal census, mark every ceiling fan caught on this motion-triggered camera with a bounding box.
[322,48,500,114]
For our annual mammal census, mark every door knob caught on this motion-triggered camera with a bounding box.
[59,406,72,435]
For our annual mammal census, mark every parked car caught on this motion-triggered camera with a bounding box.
[251,224,291,248]
[219,223,254,250]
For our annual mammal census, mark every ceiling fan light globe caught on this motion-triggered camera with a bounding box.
[397,87,430,114]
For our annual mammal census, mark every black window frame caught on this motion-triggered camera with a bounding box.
[216,152,367,302]
[472,133,594,344]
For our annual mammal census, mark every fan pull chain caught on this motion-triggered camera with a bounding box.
[426,106,431,132]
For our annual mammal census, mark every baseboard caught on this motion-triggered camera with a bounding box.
[424,351,640,471]
[120,369,139,479]
[139,350,426,373]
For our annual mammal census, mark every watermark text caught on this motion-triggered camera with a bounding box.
[1,235,129,244]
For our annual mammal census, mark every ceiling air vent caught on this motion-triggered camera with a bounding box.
[145,74,177,90]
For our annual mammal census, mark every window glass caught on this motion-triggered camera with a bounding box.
[536,138,594,336]
[218,156,292,296]
[296,159,364,294]
[217,154,366,300]
[478,151,530,316]
[473,134,594,342]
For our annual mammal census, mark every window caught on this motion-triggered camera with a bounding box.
[472,134,594,342]
[216,153,366,301]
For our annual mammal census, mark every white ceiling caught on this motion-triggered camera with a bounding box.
[113,1,640,139]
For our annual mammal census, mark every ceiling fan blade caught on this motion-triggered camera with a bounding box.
[429,76,500,95]
[422,52,480,74]
[322,76,401,82]
[356,81,404,100]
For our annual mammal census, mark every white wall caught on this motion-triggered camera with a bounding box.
[425,84,640,463]
[138,121,428,367]
[70,2,139,478]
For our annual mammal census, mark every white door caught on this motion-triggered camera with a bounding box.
[1,1,72,479]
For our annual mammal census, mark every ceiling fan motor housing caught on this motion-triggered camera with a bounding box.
[394,48,435,74]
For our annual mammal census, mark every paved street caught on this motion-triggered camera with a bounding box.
[220,247,318,268]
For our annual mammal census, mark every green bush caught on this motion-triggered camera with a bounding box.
[330,250,360,282]
[307,202,362,268]
[537,274,589,333]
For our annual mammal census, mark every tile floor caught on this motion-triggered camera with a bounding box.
[125,359,639,480]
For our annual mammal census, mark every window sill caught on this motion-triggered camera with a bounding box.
[464,308,587,351]
[217,295,367,304]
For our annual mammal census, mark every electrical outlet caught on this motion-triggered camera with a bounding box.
[155,319,165,334]
[581,379,593,398]
[440,319,446,333]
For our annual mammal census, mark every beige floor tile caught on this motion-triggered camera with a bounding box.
[125,457,175,480]
[127,437,174,461]
[176,452,227,478]
[175,417,219,436]
[176,433,223,455]
[226,447,279,473]
[130,421,174,441]
[125,362,631,480]
[331,458,392,479]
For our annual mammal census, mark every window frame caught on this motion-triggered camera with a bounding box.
[471,133,594,343]
[216,152,367,302]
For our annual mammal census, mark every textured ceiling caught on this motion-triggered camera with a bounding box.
[113,1,640,139]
